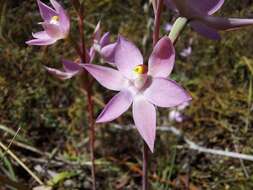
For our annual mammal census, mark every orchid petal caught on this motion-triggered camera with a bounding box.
[171,0,197,18]
[114,36,143,79]
[100,32,111,47]
[37,0,57,21]
[144,78,192,108]
[32,31,49,39]
[42,23,62,39]
[94,22,101,42]
[101,42,117,65]
[59,6,70,36]
[50,0,62,12]
[201,16,253,31]
[96,90,133,123]
[189,0,224,15]
[190,20,221,40]
[148,36,175,78]
[82,64,127,91]
[89,47,95,63]
[62,60,83,72]
[133,96,156,152]
[44,66,79,80]
[168,0,224,16]
[26,37,56,46]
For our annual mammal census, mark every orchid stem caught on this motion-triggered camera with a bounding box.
[153,0,163,46]
[87,85,96,190]
[142,141,149,190]
[142,0,163,189]
[71,1,96,189]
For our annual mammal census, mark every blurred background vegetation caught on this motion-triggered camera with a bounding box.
[0,0,253,189]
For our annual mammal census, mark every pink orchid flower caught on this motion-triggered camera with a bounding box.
[92,22,117,64]
[26,0,70,46]
[44,22,117,80]
[82,36,192,152]
[165,0,253,40]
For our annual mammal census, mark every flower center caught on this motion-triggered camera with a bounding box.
[132,65,148,90]
[133,65,148,75]
[50,15,60,25]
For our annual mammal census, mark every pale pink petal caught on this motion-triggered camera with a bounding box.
[42,23,62,39]
[144,78,192,108]
[94,22,101,42]
[50,0,62,12]
[190,20,221,40]
[32,31,49,39]
[82,64,127,91]
[100,42,117,65]
[44,66,79,80]
[37,0,57,21]
[62,60,83,72]
[59,6,70,36]
[114,36,143,79]
[26,37,56,46]
[100,32,110,47]
[148,36,175,78]
[96,90,133,123]
[133,97,156,152]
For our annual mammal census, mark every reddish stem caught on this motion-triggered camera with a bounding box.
[142,1,164,189]
[87,83,96,190]
[153,0,163,46]
[142,141,149,190]
[71,1,96,189]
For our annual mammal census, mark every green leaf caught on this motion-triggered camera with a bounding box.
[47,171,76,187]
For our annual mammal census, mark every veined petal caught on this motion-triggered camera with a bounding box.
[170,0,224,16]
[50,0,62,12]
[42,23,63,39]
[96,90,133,123]
[148,36,175,78]
[37,0,57,21]
[44,66,80,80]
[32,31,49,39]
[94,22,101,42]
[133,96,156,152]
[114,36,143,79]
[82,64,127,91]
[100,42,117,65]
[62,60,83,72]
[188,0,224,15]
[201,16,253,31]
[144,78,192,108]
[26,37,56,46]
[59,7,70,36]
[89,47,95,63]
[171,0,197,18]
[190,20,221,40]
[100,32,111,47]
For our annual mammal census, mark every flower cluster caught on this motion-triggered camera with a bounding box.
[26,0,253,154]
